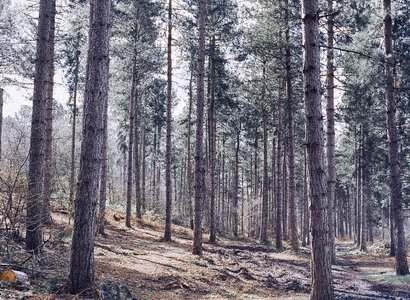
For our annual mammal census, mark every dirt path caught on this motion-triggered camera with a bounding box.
[1,212,409,299]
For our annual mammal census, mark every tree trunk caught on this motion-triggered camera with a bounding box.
[126,68,136,228]
[193,0,206,256]
[97,89,109,236]
[384,0,409,276]
[186,63,194,225]
[42,0,56,226]
[208,35,217,244]
[360,126,368,252]
[275,81,283,250]
[69,0,111,293]
[164,0,173,241]
[69,49,80,215]
[0,88,3,160]
[232,125,240,238]
[284,2,299,251]
[26,0,55,252]
[260,62,269,244]
[301,0,334,298]
[326,0,336,264]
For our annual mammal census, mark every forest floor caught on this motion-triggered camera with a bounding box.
[1,209,410,300]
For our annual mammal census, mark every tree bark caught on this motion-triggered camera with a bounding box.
[232,124,240,238]
[284,0,299,252]
[326,0,336,264]
[208,36,217,244]
[0,88,3,160]
[164,0,173,241]
[260,62,269,244]
[69,0,111,293]
[384,0,409,276]
[275,81,283,250]
[193,0,206,256]
[69,49,80,215]
[97,89,109,236]
[42,0,56,225]
[26,0,54,252]
[301,0,334,298]
[126,68,136,228]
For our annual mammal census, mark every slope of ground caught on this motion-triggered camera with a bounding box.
[0,210,409,299]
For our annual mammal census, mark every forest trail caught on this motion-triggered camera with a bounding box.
[1,210,410,299]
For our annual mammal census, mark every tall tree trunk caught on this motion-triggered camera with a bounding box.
[69,0,111,293]
[260,62,269,244]
[69,49,80,215]
[326,0,336,264]
[42,0,56,226]
[26,0,54,252]
[0,88,3,160]
[356,130,362,247]
[134,93,141,218]
[232,125,240,238]
[384,0,409,276]
[97,89,109,236]
[126,68,136,228]
[193,0,206,255]
[284,3,299,250]
[301,0,334,298]
[275,82,283,250]
[360,126,368,252]
[208,35,217,244]
[302,147,309,246]
[186,64,194,225]
[164,0,173,241]
[141,124,146,213]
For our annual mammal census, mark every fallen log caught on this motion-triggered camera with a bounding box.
[0,269,29,284]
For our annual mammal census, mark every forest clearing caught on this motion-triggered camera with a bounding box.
[1,210,410,299]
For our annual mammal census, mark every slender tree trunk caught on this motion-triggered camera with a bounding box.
[126,69,136,228]
[232,125,240,238]
[97,89,109,236]
[302,147,309,246]
[42,0,56,226]
[141,125,146,213]
[208,35,217,244]
[193,0,206,255]
[0,88,3,160]
[384,0,409,275]
[134,93,141,218]
[260,63,269,244]
[326,0,336,264]
[360,126,368,252]
[69,0,111,293]
[356,131,362,247]
[187,64,193,225]
[69,49,80,215]
[301,0,334,298]
[276,81,283,250]
[284,4,299,250]
[164,0,173,241]
[26,0,54,252]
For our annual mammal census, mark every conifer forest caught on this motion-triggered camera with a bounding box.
[1,0,410,299]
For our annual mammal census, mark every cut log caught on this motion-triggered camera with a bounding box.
[0,269,29,284]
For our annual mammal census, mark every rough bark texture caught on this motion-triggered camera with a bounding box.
[208,36,217,244]
[301,0,334,298]
[384,0,409,276]
[260,63,268,244]
[193,0,206,256]
[42,0,56,225]
[98,92,109,236]
[69,49,80,213]
[275,83,283,250]
[360,127,368,252]
[69,0,111,293]
[0,88,3,160]
[164,0,173,241]
[26,0,54,252]
[232,125,240,238]
[326,0,336,263]
[126,69,136,228]
[285,0,299,253]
